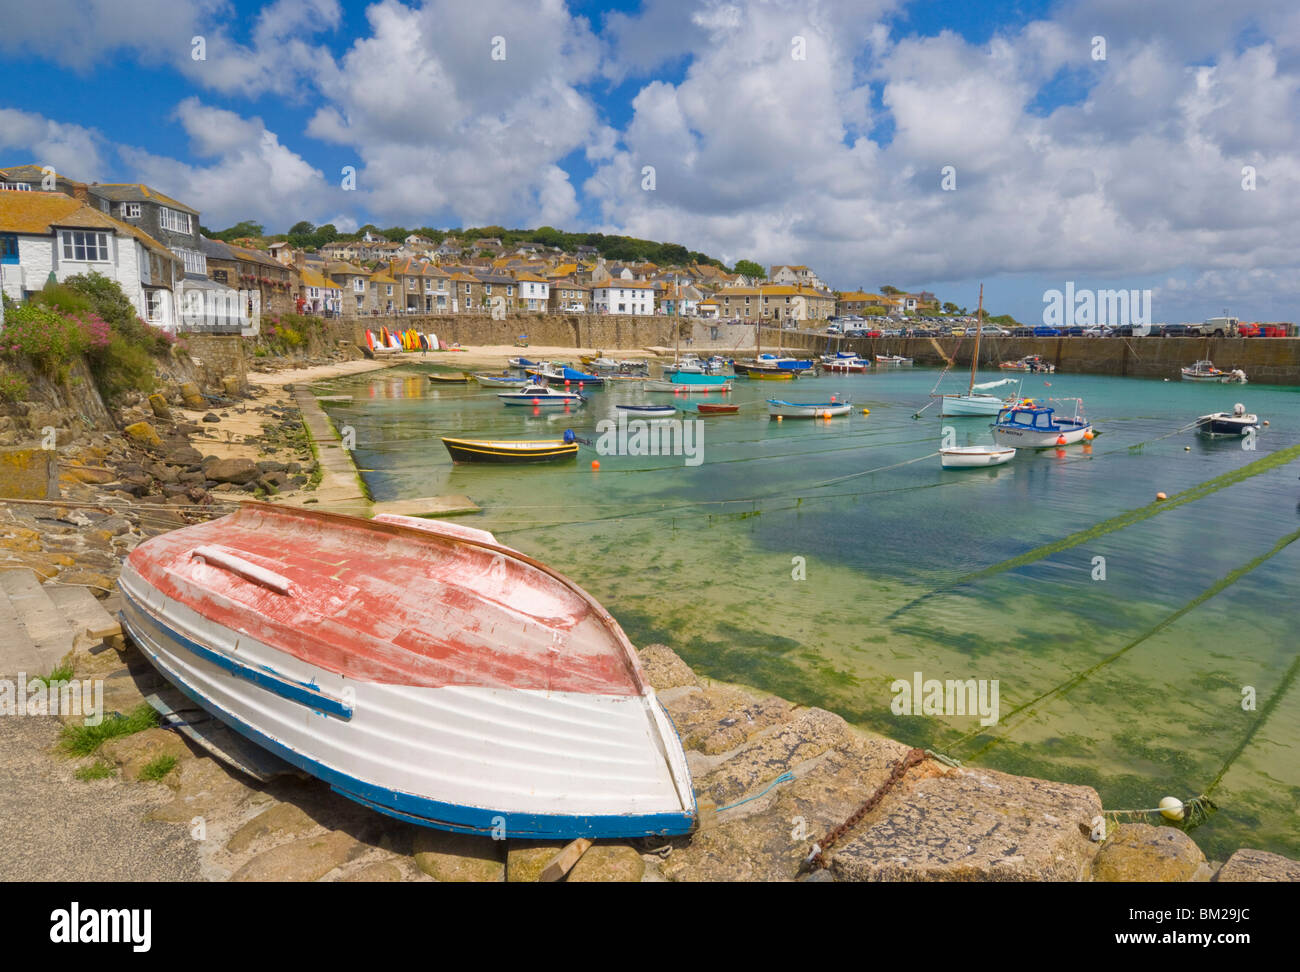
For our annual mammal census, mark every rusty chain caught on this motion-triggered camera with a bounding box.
[800,747,929,874]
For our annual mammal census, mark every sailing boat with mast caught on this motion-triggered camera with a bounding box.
[645,319,733,392]
[932,284,1019,416]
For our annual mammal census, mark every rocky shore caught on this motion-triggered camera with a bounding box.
[1,348,1297,882]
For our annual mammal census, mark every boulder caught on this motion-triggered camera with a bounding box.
[412,830,505,882]
[505,842,568,883]
[165,445,204,466]
[1092,823,1207,882]
[339,861,404,882]
[205,457,259,485]
[637,643,699,690]
[225,801,319,855]
[1216,848,1300,882]
[123,422,163,449]
[0,447,59,500]
[100,727,193,781]
[147,394,172,419]
[231,830,363,882]
[178,381,206,409]
[567,844,646,882]
[147,757,259,823]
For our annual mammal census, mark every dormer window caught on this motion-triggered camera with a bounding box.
[124,203,141,218]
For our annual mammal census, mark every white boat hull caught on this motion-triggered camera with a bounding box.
[941,446,1016,468]
[937,394,1007,416]
[116,508,696,839]
[644,379,733,393]
[992,422,1093,448]
[767,401,853,418]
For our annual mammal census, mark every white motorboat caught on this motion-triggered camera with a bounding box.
[991,399,1094,448]
[1197,403,1260,437]
[498,383,585,406]
[1181,360,1248,383]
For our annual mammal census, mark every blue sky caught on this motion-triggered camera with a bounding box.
[1,0,1297,323]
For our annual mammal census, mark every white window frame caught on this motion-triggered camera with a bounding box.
[60,230,111,263]
[2,182,32,192]
[180,248,206,275]
[123,202,142,218]
[144,289,164,322]
[160,207,192,234]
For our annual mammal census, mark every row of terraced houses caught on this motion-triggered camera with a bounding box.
[0,164,937,334]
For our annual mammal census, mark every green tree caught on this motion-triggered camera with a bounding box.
[733,260,765,279]
[942,302,958,315]
[288,221,315,236]
[211,220,265,241]
[880,285,901,295]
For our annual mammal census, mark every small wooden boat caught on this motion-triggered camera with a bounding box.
[940,446,1016,468]
[644,378,733,393]
[470,372,529,387]
[767,399,853,418]
[696,403,740,415]
[118,503,696,838]
[508,357,537,369]
[428,372,470,384]
[875,354,913,365]
[442,436,579,463]
[616,404,678,418]
[1197,403,1260,438]
[999,355,1054,373]
[991,399,1093,448]
[824,358,868,373]
[733,363,795,380]
[498,383,585,407]
[1181,360,1247,383]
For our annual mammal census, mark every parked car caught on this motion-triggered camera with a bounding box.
[1158,324,1189,337]
[1033,326,1062,337]
[1012,327,1034,337]
[826,324,842,334]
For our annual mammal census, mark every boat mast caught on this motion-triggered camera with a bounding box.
[969,283,984,395]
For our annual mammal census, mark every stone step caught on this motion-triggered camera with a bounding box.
[0,567,78,675]
[0,571,43,676]
[44,583,122,650]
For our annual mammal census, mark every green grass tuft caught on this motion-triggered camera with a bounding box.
[74,761,116,781]
[139,754,178,781]
[58,703,159,757]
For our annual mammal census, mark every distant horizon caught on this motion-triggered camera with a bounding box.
[2,0,1297,323]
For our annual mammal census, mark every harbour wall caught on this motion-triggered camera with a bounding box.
[774,330,1300,386]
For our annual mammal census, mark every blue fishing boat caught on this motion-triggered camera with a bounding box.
[990,398,1093,448]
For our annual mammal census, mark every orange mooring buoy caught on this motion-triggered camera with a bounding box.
[1156,491,1168,501]
[592,460,600,470]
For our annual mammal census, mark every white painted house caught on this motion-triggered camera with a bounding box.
[514,272,550,311]
[0,190,180,329]
[592,281,655,315]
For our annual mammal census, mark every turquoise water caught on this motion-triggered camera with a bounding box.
[318,363,1300,860]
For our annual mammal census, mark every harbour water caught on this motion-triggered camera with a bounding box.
[318,364,1300,861]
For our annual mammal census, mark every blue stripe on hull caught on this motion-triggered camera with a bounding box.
[119,589,697,839]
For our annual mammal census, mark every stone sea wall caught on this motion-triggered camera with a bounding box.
[778,329,1300,385]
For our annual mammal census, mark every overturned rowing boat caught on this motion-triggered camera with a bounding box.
[118,504,696,838]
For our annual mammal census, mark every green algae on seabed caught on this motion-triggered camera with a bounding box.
[887,440,1300,620]
[957,525,1300,761]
